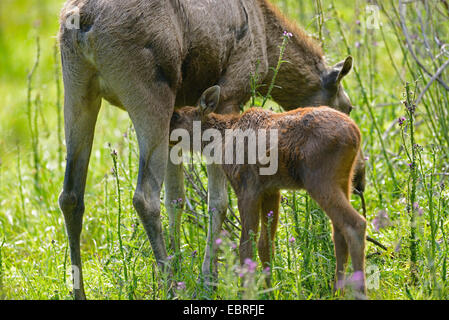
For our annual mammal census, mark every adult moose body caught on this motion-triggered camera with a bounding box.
[58,0,364,299]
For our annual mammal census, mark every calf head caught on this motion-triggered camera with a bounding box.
[170,85,221,134]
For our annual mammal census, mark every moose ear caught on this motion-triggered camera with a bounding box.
[199,85,221,115]
[325,56,353,87]
[337,56,353,82]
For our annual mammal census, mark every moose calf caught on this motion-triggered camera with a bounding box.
[170,86,367,296]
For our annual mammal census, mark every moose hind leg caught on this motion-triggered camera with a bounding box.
[128,94,174,272]
[58,56,102,300]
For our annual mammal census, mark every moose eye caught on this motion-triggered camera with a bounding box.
[172,112,181,122]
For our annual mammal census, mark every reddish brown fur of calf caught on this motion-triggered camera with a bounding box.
[171,93,367,296]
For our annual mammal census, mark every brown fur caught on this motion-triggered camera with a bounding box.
[58,0,364,299]
[171,86,367,296]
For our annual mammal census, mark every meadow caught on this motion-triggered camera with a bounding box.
[0,0,448,300]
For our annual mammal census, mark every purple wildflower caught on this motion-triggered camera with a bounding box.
[267,211,274,219]
[283,31,293,38]
[348,271,365,291]
[337,271,365,291]
[395,241,402,253]
[372,210,390,231]
[176,282,186,290]
[355,41,362,49]
[221,230,230,237]
[244,258,257,273]
[215,238,223,246]
[398,117,406,126]
[413,202,423,216]
[289,236,296,243]
[281,196,289,205]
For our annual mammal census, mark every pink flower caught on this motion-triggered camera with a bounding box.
[413,202,423,216]
[337,271,365,291]
[176,282,186,290]
[372,210,390,231]
[348,271,365,291]
[283,31,293,38]
[244,258,257,273]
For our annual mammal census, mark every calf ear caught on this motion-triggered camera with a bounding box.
[325,56,353,88]
[199,85,221,115]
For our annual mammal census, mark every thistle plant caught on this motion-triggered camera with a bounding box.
[399,82,419,285]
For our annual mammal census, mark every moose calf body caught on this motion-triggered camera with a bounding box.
[171,87,367,295]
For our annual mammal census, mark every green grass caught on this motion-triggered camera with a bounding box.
[0,0,448,300]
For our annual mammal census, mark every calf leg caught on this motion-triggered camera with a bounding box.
[258,192,280,266]
[352,149,366,194]
[332,225,349,293]
[201,164,229,286]
[238,194,261,265]
[258,191,280,287]
[308,185,366,296]
[164,159,185,253]
[58,57,101,300]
